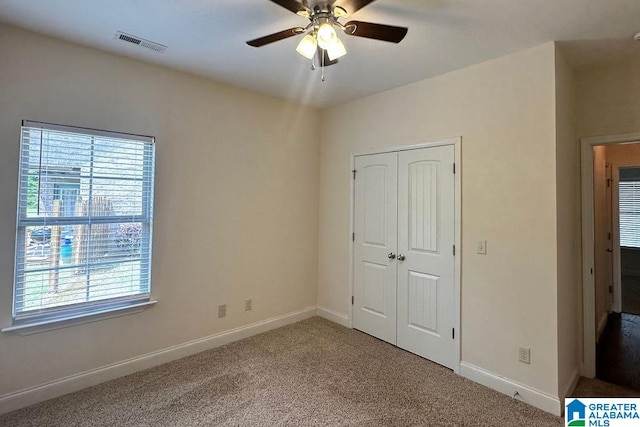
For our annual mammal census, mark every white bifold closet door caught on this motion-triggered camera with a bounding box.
[353,145,456,370]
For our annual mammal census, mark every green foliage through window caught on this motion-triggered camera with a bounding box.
[26,172,39,211]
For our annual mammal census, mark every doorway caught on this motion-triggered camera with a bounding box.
[582,134,640,391]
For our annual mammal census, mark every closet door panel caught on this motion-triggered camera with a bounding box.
[397,145,456,369]
[353,152,398,344]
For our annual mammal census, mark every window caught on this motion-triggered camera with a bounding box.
[619,170,640,248]
[12,121,155,326]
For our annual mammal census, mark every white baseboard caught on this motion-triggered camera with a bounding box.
[561,365,582,405]
[596,311,608,343]
[0,306,317,415]
[316,307,350,328]
[460,362,561,416]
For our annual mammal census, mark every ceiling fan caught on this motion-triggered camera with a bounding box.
[247,0,408,72]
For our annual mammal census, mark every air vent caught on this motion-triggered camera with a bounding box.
[114,31,167,53]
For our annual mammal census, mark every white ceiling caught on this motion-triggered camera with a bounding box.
[1,0,640,107]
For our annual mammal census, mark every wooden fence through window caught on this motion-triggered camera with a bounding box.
[47,196,114,291]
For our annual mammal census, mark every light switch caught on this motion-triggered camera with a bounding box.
[477,240,487,255]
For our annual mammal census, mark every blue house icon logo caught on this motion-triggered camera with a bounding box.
[566,399,586,426]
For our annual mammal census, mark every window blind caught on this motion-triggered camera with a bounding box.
[13,121,155,323]
[619,180,640,248]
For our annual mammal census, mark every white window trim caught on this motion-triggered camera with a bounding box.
[2,300,157,336]
[7,120,156,332]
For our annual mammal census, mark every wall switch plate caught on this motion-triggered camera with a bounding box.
[477,240,487,255]
[218,304,226,318]
[245,299,252,311]
[518,346,531,364]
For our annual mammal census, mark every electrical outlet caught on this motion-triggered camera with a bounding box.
[518,346,531,364]
[245,299,252,311]
[477,240,487,255]
[218,304,226,318]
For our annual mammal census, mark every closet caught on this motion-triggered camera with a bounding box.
[352,143,457,369]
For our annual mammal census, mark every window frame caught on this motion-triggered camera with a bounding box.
[9,120,156,329]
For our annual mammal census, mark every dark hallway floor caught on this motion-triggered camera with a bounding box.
[597,312,640,391]
[573,377,640,398]
[622,275,640,316]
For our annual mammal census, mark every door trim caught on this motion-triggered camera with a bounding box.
[349,137,462,374]
[581,131,640,378]
[612,165,621,314]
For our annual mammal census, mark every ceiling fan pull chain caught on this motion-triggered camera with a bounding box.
[321,50,326,82]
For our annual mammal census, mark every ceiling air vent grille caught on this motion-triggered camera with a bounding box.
[115,31,167,53]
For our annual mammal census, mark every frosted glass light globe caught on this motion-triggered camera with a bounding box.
[317,23,337,49]
[296,34,317,59]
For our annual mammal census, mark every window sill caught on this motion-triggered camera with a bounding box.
[2,300,157,336]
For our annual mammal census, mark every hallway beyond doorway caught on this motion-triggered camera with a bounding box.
[597,312,640,391]
[622,274,640,316]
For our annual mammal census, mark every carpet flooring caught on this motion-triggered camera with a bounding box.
[0,317,563,426]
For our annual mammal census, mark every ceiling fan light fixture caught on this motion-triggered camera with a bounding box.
[246,0,409,77]
[317,22,337,49]
[296,34,317,59]
[326,37,347,60]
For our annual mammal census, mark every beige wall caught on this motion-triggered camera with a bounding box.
[578,59,640,138]
[605,143,640,163]
[554,46,582,399]
[0,24,320,396]
[319,43,562,395]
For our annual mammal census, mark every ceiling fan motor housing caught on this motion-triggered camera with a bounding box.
[306,1,333,14]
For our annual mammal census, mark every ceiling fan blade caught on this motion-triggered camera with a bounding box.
[335,0,377,15]
[268,0,307,14]
[246,27,305,47]
[343,20,408,43]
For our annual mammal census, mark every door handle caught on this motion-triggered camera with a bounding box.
[606,249,612,253]
[397,254,406,261]
[388,253,396,260]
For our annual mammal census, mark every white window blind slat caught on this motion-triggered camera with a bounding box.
[13,122,155,324]
[619,180,640,248]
